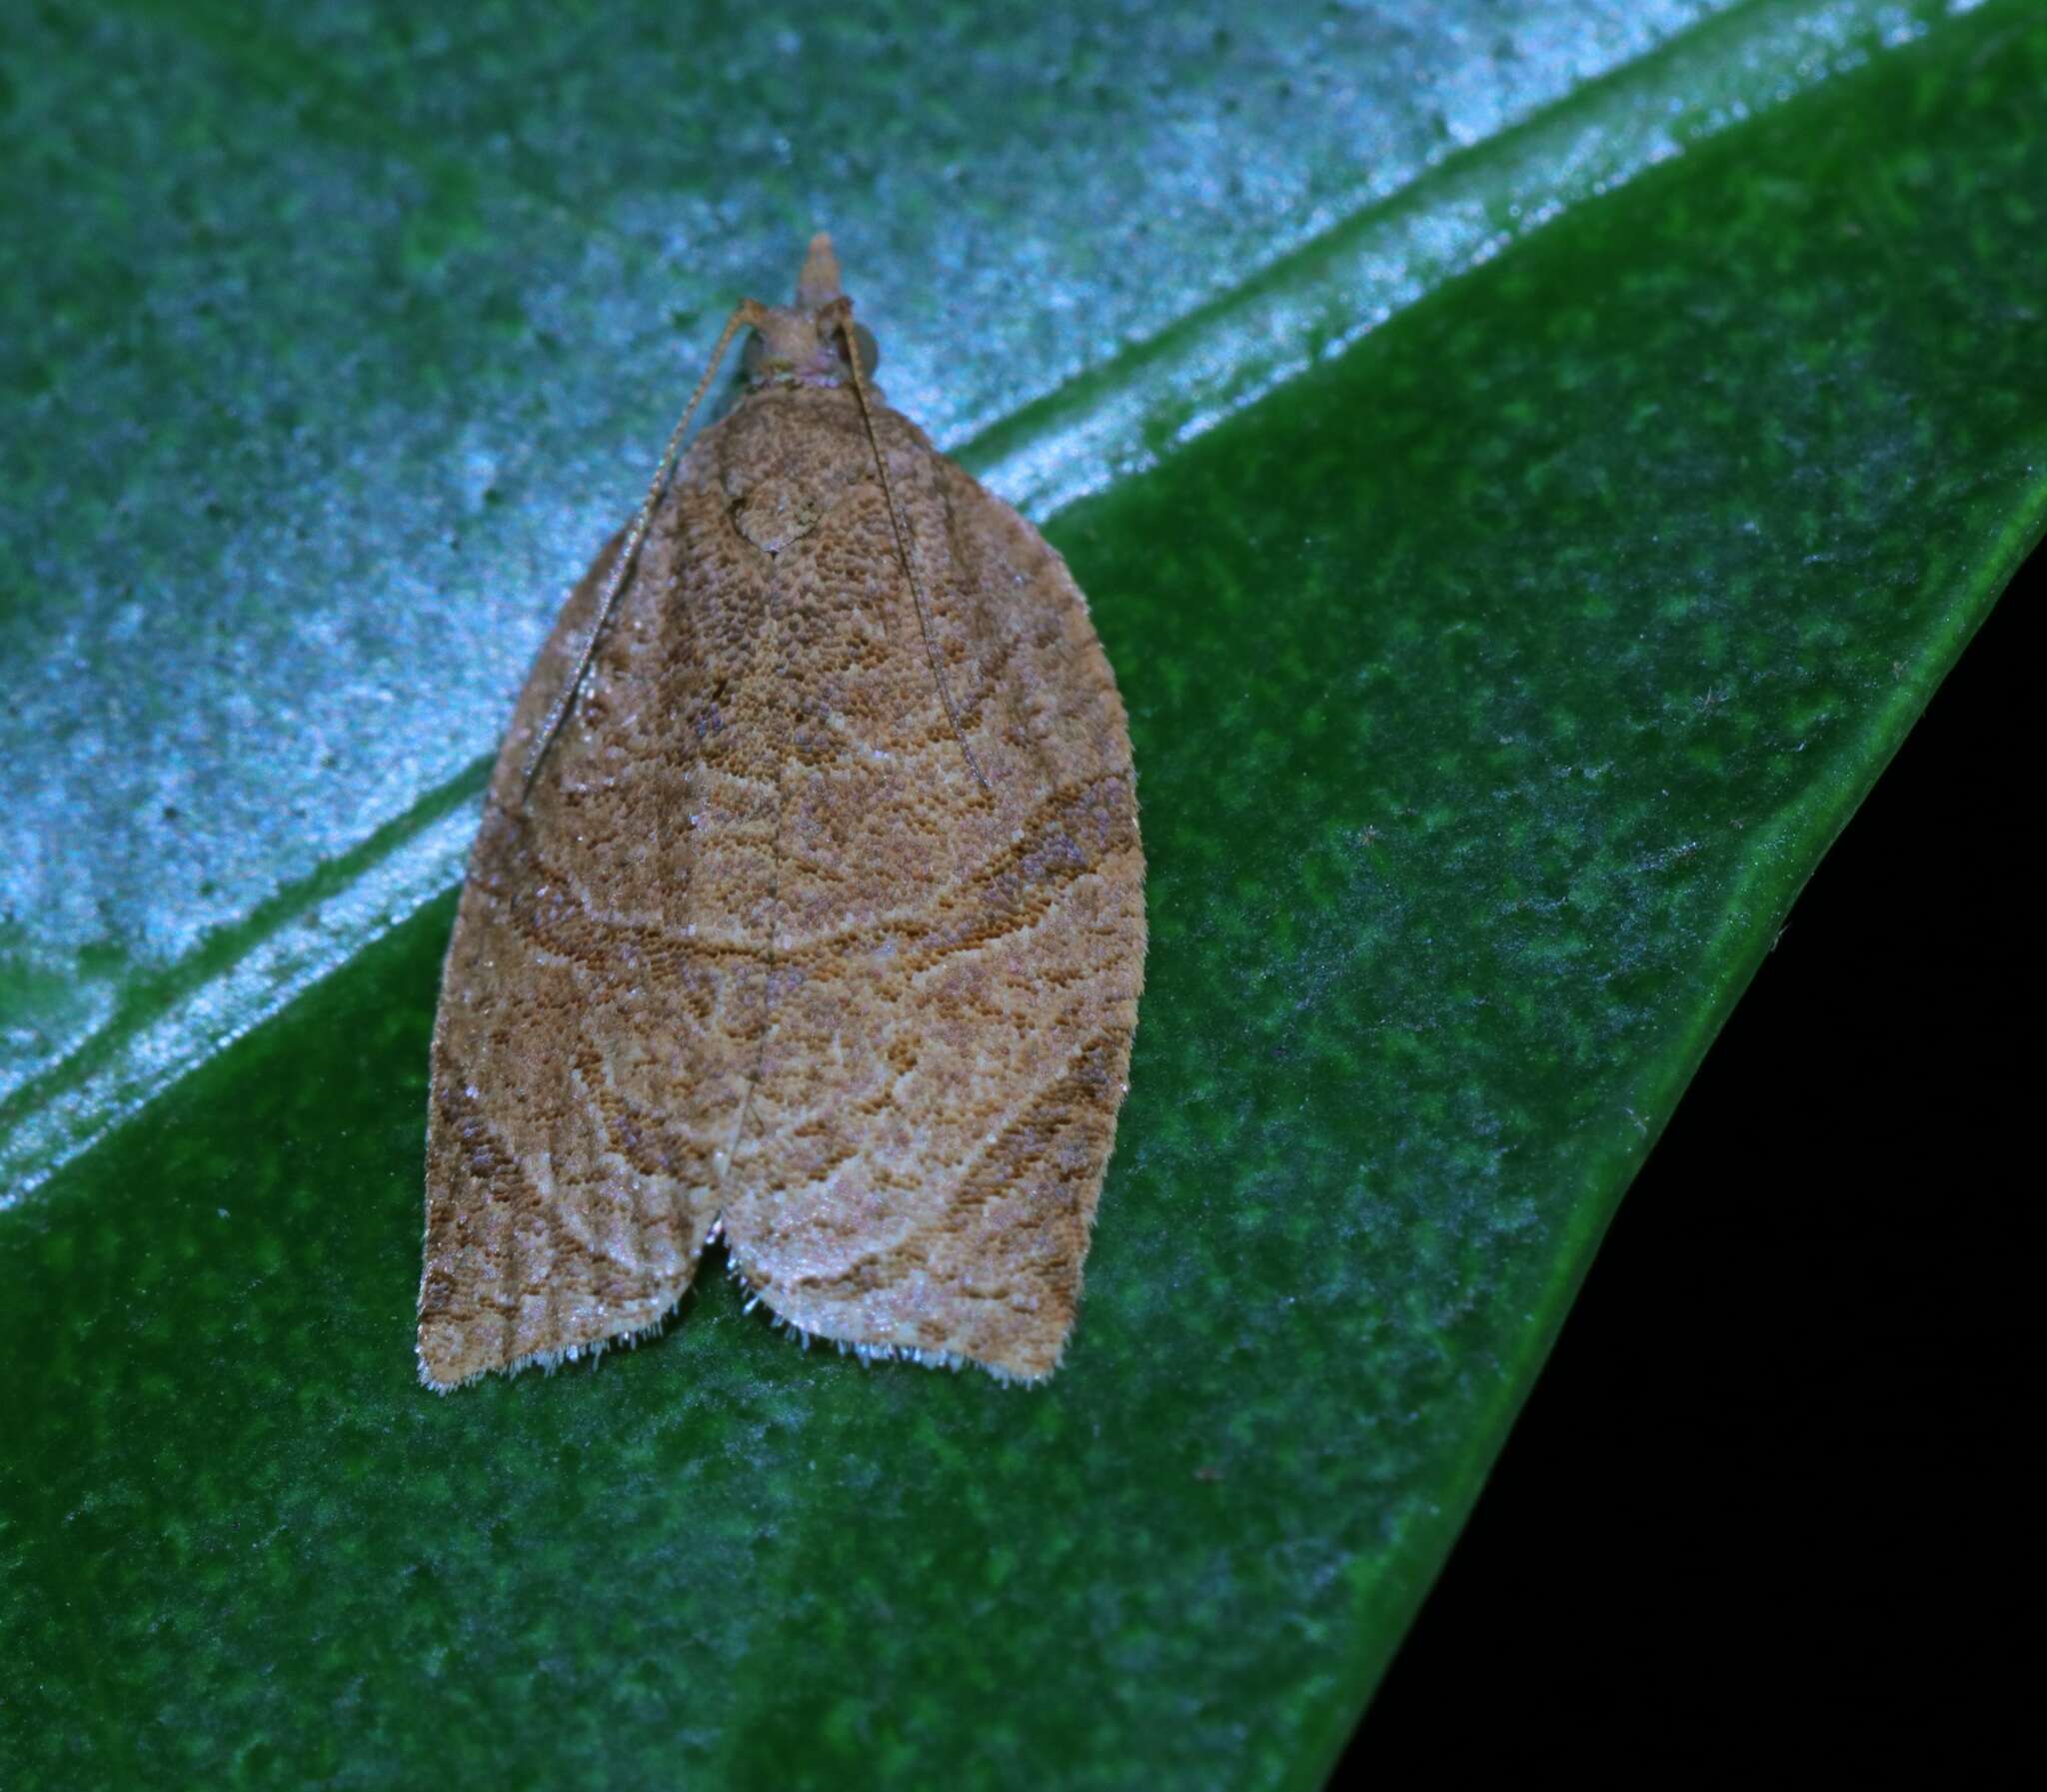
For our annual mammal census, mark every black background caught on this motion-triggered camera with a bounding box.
[1345,546,2033,1777]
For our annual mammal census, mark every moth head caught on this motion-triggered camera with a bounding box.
[740,233,883,391]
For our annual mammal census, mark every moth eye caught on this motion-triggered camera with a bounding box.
[742,332,767,378]
[840,322,881,379]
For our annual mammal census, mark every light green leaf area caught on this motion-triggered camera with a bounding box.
[3,2,2042,1786]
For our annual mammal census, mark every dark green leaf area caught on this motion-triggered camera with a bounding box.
[4,14,2044,1790]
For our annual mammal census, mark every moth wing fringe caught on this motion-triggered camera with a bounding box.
[415,1294,691,1394]
[416,1225,1057,1390]
[718,1252,1050,1387]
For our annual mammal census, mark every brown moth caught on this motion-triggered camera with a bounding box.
[417,236,1145,1390]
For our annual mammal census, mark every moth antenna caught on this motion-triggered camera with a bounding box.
[520,299,770,802]
[830,302,995,796]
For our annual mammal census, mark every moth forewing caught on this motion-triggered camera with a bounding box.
[418,235,1144,1390]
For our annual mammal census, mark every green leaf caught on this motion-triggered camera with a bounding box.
[4,1,2042,1784]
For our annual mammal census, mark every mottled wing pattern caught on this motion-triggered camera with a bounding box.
[717,392,1146,1382]
[420,383,1143,1389]
[418,456,777,1389]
